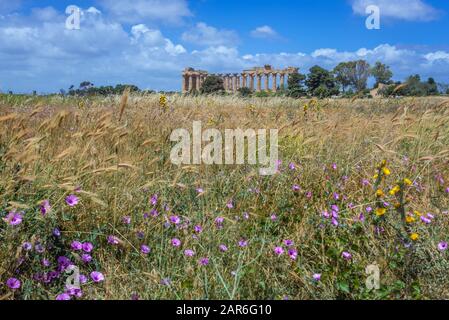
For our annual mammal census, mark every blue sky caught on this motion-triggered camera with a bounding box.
[1,0,449,93]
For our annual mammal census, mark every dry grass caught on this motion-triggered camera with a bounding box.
[1,93,449,300]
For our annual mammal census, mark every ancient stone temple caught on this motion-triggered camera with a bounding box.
[182,65,299,93]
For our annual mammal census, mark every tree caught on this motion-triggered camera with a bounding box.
[352,60,371,92]
[371,61,393,87]
[426,77,438,95]
[333,62,353,93]
[287,72,307,98]
[306,66,339,97]
[200,75,225,94]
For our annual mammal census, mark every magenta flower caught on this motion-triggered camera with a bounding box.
[65,195,79,207]
[284,240,294,247]
[122,216,131,225]
[446,187,449,193]
[199,257,209,266]
[215,217,224,229]
[243,212,250,220]
[22,242,32,251]
[438,242,448,251]
[6,278,21,290]
[141,245,151,255]
[3,211,23,226]
[150,194,158,206]
[184,249,195,257]
[171,238,181,247]
[238,239,248,247]
[40,200,51,216]
[90,271,105,283]
[292,185,301,192]
[270,214,278,221]
[219,244,228,252]
[82,254,92,264]
[194,225,203,233]
[342,251,352,260]
[322,210,330,218]
[288,249,298,260]
[331,217,339,227]
[82,242,94,253]
[170,215,181,225]
[196,188,204,194]
[289,162,296,170]
[71,241,82,251]
[331,163,337,170]
[56,293,71,300]
[274,246,284,256]
[312,273,321,281]
[226,200,234,209]
[107,235,120,245]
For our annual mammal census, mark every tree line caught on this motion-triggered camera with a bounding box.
[200,60,449,98]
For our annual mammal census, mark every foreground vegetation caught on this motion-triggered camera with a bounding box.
[1,93,449,300]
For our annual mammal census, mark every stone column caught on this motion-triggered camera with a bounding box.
[257,74,262,92]
[280,73,285,90]
[196,75,201,91]
[236,74,240,90]
[272,73,277,92]
[233,74,238,91]
[182,75,187,93]
[188,75,193,92]
[242,73,247,88]
[265,73,269,92]
[250,74,255,91]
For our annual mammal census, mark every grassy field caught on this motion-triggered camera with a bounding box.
[1,93,449,300]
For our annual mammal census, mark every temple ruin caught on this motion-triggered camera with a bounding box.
[182,65,299,93]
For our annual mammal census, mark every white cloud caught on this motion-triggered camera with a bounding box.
[351,0,441,21]
[250,25,278,39]
[181,22,239,46]
[0,0,22,13]
[424,51,449,63]
[97,0,191,24]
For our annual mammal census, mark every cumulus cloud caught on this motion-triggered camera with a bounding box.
[351,0,441,21]
[96,0,191,24]
[250,25,278,39]
[181,22,239,46]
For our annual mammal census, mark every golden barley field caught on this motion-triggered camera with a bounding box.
[1,93,449,300]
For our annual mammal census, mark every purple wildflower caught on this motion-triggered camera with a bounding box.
[171,238,181,247]
[284,240,294,247]
[90,271,105,283]
[342,251,352,260]
[312,273,321,281]
[40,200,51,216]
[438,242,448,251]
[6,278,21,290]
[238,239,248,247]
[56,293,71,300]
[122,216,131,225]
[219,244,228,252]
[274,246,284,256]
[82,242,94,253]
[3,211,23,226]
[22,242,32,251]
[107,235,120,245]
[199,257,209,266]
[82,254,92,264]
[194,225,203,233]
[141,245,151,255]
[65,195,79,207]
[71,241,82,251]
[288,249,298,260]
[184,249,195,257]
[150,194,158,206]
[170,215,181,225]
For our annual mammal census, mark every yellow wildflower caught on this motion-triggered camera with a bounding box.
[414,210,422,217]
[382,167,391,176]
[405,216,416,223]
[410,233,419,241]
[376,208,387,217]
[389,185,401,196]
[376,189,384,198]
[404,178,412,186]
